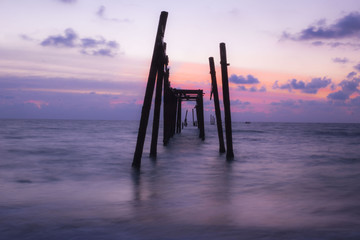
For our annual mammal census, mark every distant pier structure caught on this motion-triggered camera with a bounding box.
[132,11,234,169]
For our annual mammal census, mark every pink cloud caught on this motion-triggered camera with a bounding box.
[109,99,128,106]
[24,100,49,109]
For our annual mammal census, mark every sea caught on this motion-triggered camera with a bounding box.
[1,119,360,240]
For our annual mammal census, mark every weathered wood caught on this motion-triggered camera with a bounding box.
[171,94,177,136]
[219,43,234,160]
[176,98,182,133]
[132,11,168,169]
[192,108,195,126]
[198,90,205,140]
[209,57,226,153]
[163,59,170,146]
[150,43,166,157]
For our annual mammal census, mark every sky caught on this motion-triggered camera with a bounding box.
[1,0,360,123]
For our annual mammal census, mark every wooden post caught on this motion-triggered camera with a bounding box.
[171,94,177,136]
[163,59,170,146]
[176,98,182,133]
[132,11,168,169]
[150,43,166,157]
[209,57,225,153]
[198,90,205,140]
[192,108,195,126]
[195,104,200,128]
[219,43,234,160]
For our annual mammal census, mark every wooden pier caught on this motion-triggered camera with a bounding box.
[132,11,234,169]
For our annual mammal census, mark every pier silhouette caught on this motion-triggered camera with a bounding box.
[132,11,234,169]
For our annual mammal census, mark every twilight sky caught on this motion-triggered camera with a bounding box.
[1,0,360,122]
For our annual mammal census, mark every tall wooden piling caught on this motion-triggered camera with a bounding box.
[150,43,166,157]
[171,94,177,136]
[176,98,182,133]
[163,59,170,146]
[219,43,234,160]
[209,57,226,153]
[198,90,205,140]
[132,11,168,169]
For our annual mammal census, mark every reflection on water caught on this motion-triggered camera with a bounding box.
[0,120,360,239]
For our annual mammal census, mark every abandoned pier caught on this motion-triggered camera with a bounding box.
[132,11,234,169]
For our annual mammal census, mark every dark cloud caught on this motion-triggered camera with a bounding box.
[230,99,251,109]
[327,91,349,101]
[96,5,130,23]
[41,28,77,48]
[327,74,360,101]
[80,37,119,57]
[351,96,360,106]
[347,71,357,79]
[107,41,119,48]
[229,74,260,84]
[236,85,266,92]
[81,38,104,48]
[285,12,360,41]
[354,63,360,72]
[333,57,349,64]
[273,77,331,94]
[271,99,299,108]
[310,41,360,49]
[312,41,325,46]
[40,29,119,57]
[92,49,114,57]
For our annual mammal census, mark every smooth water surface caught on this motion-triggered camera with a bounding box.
[1,119,360,239]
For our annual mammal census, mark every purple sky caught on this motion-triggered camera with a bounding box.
[1,0,360,122]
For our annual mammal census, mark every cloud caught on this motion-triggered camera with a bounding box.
[284,12,360,41]
[327,74,360,101]
[230,99,251,109]
[267,98,360,123]
[39,29,119,57]
[351,96,360,106]
[236,85,266,92]
[19,34,34,42]
[309,41,360,49]
[97,5,106,18]
[271,99,299,108]
[41,28,78,48]
[354,63,360,72]
[80,37,119,57]
[0,76,144,120]
[347,72,357,78]
[24,100,49,109]
[96,5,130,23]
[229,74,260,84]
[311,41,325,46]
[57,0,77,3]
[91,49,114,57]
[0,76,143,94]
[327,91,349,101]
[273,77,331,94]
[333,57,349,64]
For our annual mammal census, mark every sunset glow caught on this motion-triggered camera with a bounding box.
[1,0,359,122]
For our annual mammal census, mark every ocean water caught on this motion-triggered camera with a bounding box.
[1,119,360,239]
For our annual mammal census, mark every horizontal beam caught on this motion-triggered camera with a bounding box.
[173,89,204,94]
